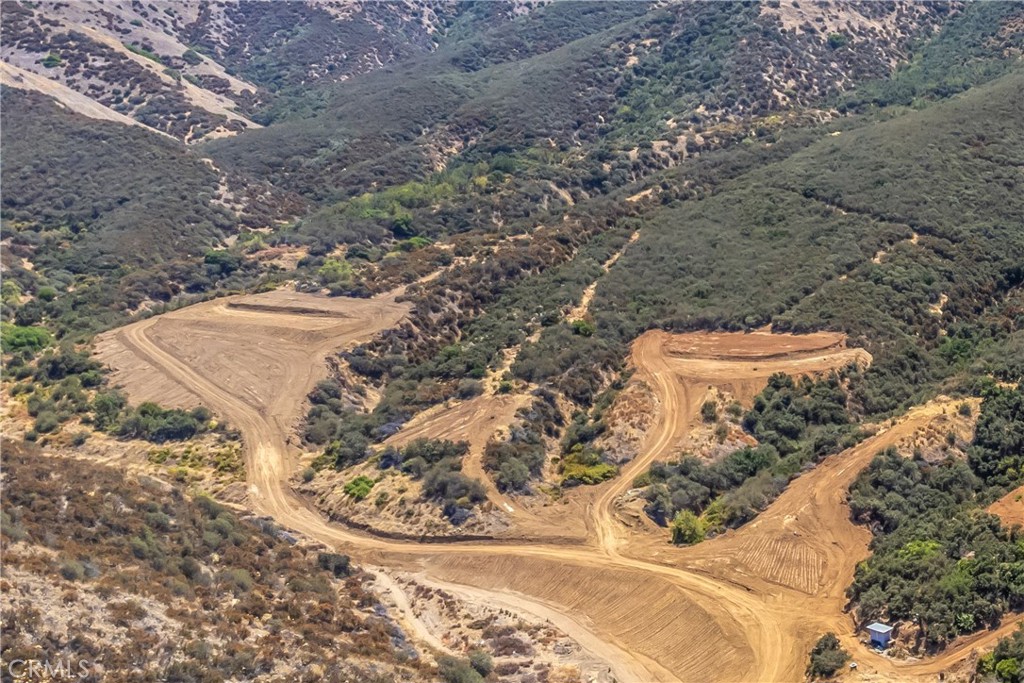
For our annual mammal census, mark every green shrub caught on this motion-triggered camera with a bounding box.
[34,410,60,434]
[827,32,848,49]
[1,323,52,353]
[317,552,351,578]
[422,468,486,505]
[570,319,595,337]
[203,249,241,276]
[219,568,254,594]
[123,42,163,63]
[437,655,484,683]
[343,475,375,500]
[59,559,85,581]
[670,510,706,545]
[145,511,172,531]
[560,444,617,486]
[318,258,353,285]
[497,458,531,491]
[982,625,1024,683]
[457,379,484,399]
[807,633,849,678]
[397,236,432,251]
[116,403,210,443]
[468,650,493,677]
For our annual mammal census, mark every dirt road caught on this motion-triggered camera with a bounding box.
[97,296,1013,681]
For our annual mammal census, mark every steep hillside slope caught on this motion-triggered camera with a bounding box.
[1,0,258,141]
[582,67,1024,412]
[0,0,514,141]
[0,88,253,335]
[205,1,956,204]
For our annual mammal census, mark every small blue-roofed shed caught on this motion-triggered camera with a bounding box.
[866,622,893,648]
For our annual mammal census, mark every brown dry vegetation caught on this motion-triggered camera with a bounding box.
[0,440,423,683]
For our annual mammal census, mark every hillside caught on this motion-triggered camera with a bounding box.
[3,1,1024,681]
[0,440,423,682]
[0,0,502,141]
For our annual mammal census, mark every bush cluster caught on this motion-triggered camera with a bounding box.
[642,373,858,540]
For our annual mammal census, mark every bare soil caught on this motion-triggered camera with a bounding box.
[990,485,1024,530]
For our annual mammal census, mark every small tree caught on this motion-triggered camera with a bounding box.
[701,400,718,423]
[670,510,706,545]
[807,633,850,678]
[343,475,375,500]
[318,258,353,286]
[497,458,531,492]
[436,655,484,683]
[571,319,595,337]
[468,650,493,677]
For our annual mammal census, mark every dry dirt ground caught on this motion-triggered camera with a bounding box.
[94,294,1020,682]
[371,570,622,682]
[990,485,1024,530]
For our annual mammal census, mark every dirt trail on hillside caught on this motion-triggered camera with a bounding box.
[96,298,1016,682]
[591,329,871,554]
[566,230,640,322]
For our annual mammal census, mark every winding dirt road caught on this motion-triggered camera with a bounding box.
[96,293,1015,682]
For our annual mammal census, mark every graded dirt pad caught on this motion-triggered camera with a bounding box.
[93,288,411,515]
[95,290,410,417]
[661,328,847,360]
[91,310,1018,682]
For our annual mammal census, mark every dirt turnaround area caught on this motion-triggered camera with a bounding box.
[96,299,1019,682]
